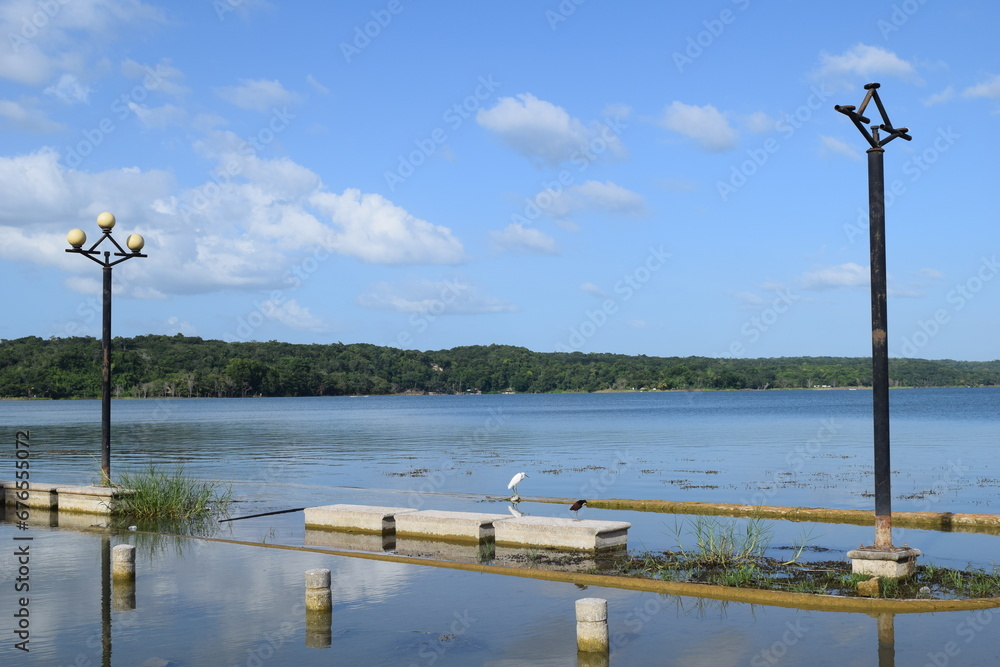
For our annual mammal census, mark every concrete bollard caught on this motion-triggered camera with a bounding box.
[305,568,332,611]
[305,568,332,648]
[576,598,609,654]
[112,544,135,580]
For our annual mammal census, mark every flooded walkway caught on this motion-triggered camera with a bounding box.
[2,520,999,666]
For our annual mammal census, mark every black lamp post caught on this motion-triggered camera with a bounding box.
[835,84,911,548]
[66,212,147,486]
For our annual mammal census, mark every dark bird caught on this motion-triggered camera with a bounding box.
[570,499,587,519]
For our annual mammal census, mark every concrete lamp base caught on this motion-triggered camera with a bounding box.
[847,546,921,579]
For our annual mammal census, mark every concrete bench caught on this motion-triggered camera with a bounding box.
[1,481,133,515]
[494,516,631,551]
[2,482,58,509]
[55,485,129,514]
[304,504,417,534]
[394,510,509,543]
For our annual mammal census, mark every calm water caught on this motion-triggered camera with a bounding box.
[3,388,999,513]
[2,389,999,665]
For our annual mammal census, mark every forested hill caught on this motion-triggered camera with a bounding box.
[1,335,998,399]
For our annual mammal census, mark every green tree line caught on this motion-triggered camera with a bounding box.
[1,334,998,399]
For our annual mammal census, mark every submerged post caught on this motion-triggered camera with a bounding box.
[575,597,609,654]
[112,543,136,579]
[304,568,332,648]
[112,544,137,611]
[836,83,920,576]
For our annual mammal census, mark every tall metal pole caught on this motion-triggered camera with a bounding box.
[835,84,911,549]
[101,261,113,485]
[66,212,147,486]
[867,139,892,547]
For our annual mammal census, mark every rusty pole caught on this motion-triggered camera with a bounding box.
[868,133,892,547]
[834,83,911,548]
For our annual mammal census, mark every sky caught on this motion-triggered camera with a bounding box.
[1,1,998,361]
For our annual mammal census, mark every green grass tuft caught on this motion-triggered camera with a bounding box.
[112,463,231,520]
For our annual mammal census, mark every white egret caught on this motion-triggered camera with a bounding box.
[507,471,528,498]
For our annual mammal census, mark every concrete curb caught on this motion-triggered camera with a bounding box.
[524,496,1000,534]
[164,532,1000,614]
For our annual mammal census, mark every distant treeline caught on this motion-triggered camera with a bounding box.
[1,335,998,399]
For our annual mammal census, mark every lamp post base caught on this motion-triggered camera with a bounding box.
[847,545,921,579]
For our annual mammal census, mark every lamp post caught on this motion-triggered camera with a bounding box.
[66,212,147,486]
[837,84,921,579]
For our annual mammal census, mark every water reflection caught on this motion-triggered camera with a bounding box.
[101,536,111,667]
[877,613,895,667]
[6,520,1000,665]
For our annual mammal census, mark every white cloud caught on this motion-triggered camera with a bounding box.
[162,316,198,336]
[306,74,329,94]
[310,189,466,265]
[476,93,624,165]
[580,282,606,298]
[357,279,517,315]
[0,98,63,132]
[540,180,647,219]
[732,290,765,308]
[798,263,869,290]
[0,145,466,300]
[129,102,187,128]
[490,223,558,255]
[267,298,327,331]
[0,0,166,85]
[924,86,955,106]
[820,135,862,160]
[814,44,921,88]
[744,111,774,134]
[659,101,738,152]
[601,103,632,120]
[0,148,173,230]
[43,74,91,104]
[963,74,1000,99]
[121,58,189,96]
[216,78,301,112]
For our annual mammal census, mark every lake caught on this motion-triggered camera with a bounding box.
[2,389,999,665]
[4,388,999,514]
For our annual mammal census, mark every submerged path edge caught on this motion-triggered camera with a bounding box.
[523,496,1000,534]
[170,533,1000,614]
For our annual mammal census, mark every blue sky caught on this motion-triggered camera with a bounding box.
[1,1,998,361]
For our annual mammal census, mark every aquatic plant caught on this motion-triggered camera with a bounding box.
[609,550,1000,600]
[111,463,232,520]
[668,513,773,567]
